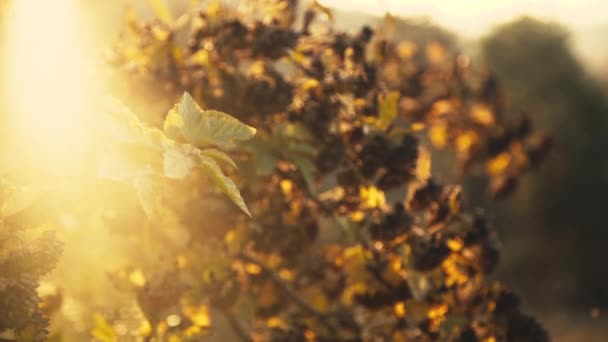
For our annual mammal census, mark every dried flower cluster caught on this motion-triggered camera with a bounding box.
[101,1,552,341]
[1,1,552,341]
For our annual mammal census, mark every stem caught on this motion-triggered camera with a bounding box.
[237,252,326,318]
[220,309,251,342]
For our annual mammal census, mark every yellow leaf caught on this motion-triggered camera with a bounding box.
[279,268,295,281]
[396,41,417,59]
[139,319,152,336]
[382,255,404,286]
[426,41,446,64]
[168,335,182,342]
[486,152,511,175]
[188,50,210,66]
[186,305,211,328]
[428,303,448,319]
[301,78,320,91]
[129,269,146,287]
[280,179,294,197]
[225,226,249,254]
[245,263,262,275]
[378,91,400,130]
[349,210,365,222]
[343,245,372,284]
[429,100,453,118]
[394,301,407,318]
[446,238,463,252]
[341,282,367,306]
[470,104,495,126]
[427,303,449,330]
[447,186,462,214]
[304,330,316,341]
[411,122,425,132]
[429,122,448,148]
[267,317,288,329]
[456,130,478,153]
[307,288,329,312]
[151,25,170,41]
[442,254,468,287]
[416,147,431,181]
[91,313,117,342]
[359,186,386,209]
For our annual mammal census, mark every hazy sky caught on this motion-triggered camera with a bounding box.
[320,0,606,36]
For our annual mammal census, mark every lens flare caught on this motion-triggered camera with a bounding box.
[3,0,101,177]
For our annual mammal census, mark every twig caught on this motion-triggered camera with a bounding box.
[237,251,326,319]
[220,309,251,342]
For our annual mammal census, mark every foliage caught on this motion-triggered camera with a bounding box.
[0,180,62,341]
[1,1,553,341]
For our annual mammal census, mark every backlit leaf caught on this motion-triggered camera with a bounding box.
[200,148,237,169]
[199,155,251,217]
[167,92,256,148]
[163,142,195,179]
[163,104,184,141]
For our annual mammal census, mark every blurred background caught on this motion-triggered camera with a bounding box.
[2,0,607,340]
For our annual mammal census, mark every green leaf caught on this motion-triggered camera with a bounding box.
[199,155,251,217]
[248,137,278,176]
[165,92,256,148]
[378,91,400,130]
[163,142,195,179]
[286,142,317,156]
[0,186,38,219]
[291,155,317,195]
[200,148,237,169]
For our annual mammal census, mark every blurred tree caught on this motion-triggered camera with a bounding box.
[482,16,608,308]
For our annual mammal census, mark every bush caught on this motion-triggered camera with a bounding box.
[1,1,551,341]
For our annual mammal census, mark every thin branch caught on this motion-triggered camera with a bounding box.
[220,309,251,342]
[237,251,326,319]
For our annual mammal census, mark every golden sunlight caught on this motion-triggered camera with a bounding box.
[3,0,100,175]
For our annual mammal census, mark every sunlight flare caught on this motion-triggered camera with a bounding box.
[3,0,101,174]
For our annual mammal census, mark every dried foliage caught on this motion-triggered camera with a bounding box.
[1,1,553,341]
